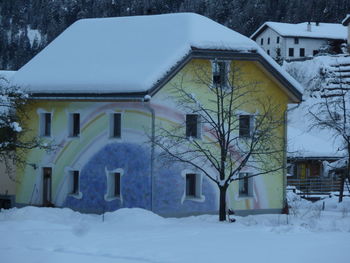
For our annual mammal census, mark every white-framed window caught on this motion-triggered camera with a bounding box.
[238,172,253,197]
[186,114,201,139]
[212,60,229,89]
[239,115,254,138]
[39,112,52,137]
[106,172,121,198]
[69,113,80,137]
[110,113,122,138]
[185,173,202,198]
[70,170,80,195]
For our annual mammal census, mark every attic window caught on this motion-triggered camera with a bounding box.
[276,37,280,44]
[294,37,299,44]
[260,38,264,45]
[267,37,270,45]
[239,115,253,138]
[69,113,80,137]
[212,60,229,89]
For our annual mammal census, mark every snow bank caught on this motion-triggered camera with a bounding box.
[104,207,166,225]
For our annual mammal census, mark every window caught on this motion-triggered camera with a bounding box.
[267,37,270,45]
[289,48,294,57]
[267,50,270,55]
[107,172,121,198]
[299,48,305,57]
[186,173,197,197]
[313,50,319,56]
[239,115,253,138]
[276,36,280,44]
[71,170,79,195]
[40,112,51,137]
[69,113,80,137]
[186,114,200,138]
[239,173,252,197]
[212,60,228,89]
[294,37,299,44]
[110,113,121,138]
[260,38,264,45]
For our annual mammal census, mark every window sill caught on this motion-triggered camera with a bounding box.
[184,195,205,202]
[69,192,83,199]
[104,195,121,202]
[238,194,254,200]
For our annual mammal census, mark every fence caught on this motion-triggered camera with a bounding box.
[287,178,341,195]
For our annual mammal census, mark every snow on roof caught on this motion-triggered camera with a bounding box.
[12,13,302,96]
[342,14,350,26]
[251,22,347,40]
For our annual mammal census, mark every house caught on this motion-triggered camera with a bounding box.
[11,13,302,216]
[342,14,350,51]
[250,22,347,61]
[0,70,17,208]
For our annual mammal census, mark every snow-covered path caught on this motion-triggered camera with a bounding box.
[1,196,349,263]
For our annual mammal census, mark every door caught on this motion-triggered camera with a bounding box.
[42,167,52,206]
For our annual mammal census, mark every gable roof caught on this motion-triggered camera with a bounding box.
[251,21,347,41]
[342,14,350,26]
[12,13,302,101]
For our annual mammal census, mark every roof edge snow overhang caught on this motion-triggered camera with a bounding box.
[30,48,302,103]
[287,156,342,161]
[342,15,350,26]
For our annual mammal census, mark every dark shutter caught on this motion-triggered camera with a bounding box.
[114,172,121,196]
[186,174,196,197]
[113,113,121,138]
[73,171,79,194]
[239,115,251,137]
[186,114,198,138]
[300,48,305,57]
[73,113,80,137]
[44,113,51,136]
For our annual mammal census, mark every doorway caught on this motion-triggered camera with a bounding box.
[42,167,52,207]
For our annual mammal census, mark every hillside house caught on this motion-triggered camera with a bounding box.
[251,22,347,61]
[11,13,302,216]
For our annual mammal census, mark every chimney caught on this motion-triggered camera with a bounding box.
[307,21,311,32]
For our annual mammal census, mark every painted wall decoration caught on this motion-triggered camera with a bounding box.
[16,58,289,215]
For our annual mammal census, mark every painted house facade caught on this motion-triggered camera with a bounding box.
[11,14,302,216]
[342,14,350,51]
[251,22,347,61]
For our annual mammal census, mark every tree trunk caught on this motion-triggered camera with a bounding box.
[219,186,227,221]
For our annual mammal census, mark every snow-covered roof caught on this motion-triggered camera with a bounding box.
[251,22,347,41]
[342,14,350,26]
[12,13,302,98]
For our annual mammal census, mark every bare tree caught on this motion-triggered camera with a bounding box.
[153,61,285,221]
[0,78,52,180]
[308,62,350,202]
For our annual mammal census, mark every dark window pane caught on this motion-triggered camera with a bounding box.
[294,37,299,44]
[267,37,270,44]
[300,48,305,57]
[239,173,249,196]
[276,37,280,44]
[44,113,51,136]
[260,38,264,45]
[239,115,251,137]
[73,113,80,137]
[313,50,319,56]
[114,173,121,196]
[72,171,79,194]
[289,48,294,57]
[113,113,121,138]
[186,174,196,197]
[186,114,198,138]
[267,50,270,55]
[213,61,227,88]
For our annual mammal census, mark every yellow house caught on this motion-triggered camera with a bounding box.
[11,13,302,216]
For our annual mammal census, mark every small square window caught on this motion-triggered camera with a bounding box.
[186,173,197,197]
[289,48,294,57]
[71,170,79,195]
[260,38,264,45]
[110,113,121,138]
[239,115,253,138]
[186,114,200,138]
[69,113,80,137]
[294,37,299,44]
[40,112,51,137]
[276,36,280,44]
[239,173,252,197]
[212,61,228,89]
[299,48,305,57]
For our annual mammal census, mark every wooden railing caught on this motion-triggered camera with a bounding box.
[287,178,341,195]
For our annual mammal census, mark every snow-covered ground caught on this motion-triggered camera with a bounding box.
[1,193,349,263]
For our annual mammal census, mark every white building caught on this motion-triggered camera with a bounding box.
[251,22,347,61]
[342,14,350,51]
